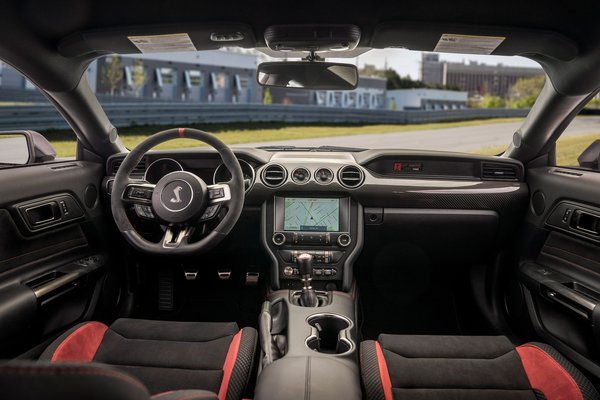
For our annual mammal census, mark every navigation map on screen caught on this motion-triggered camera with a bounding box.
[283,198,340,232]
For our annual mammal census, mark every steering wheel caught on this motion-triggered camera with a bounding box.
[111,128,245,255]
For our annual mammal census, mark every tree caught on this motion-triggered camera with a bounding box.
[101,55,124,96]
[479,95,506,108]
[508,75,545,108]
[131,59,147,97]
[263,88,272,105]
[585,97,600,109]
[386,71,427,90]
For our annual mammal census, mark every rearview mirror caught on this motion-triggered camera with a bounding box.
[0,130,56,166]
[257,62,359,90]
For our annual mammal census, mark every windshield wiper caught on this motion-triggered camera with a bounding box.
[257,145,365,152]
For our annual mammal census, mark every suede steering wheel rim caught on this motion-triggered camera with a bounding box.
[111,127,245,255]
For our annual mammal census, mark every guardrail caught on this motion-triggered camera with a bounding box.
[0,103,530,131]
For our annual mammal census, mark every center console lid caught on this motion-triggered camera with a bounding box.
[255,356,361,400]
[255,290,361,400]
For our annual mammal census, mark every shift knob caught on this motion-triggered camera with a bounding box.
[296,253,314,277]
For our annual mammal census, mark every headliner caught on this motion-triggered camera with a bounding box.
[1,1,600,94]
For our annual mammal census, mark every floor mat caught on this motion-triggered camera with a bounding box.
[358,276,462,340]
[133,264,266,329]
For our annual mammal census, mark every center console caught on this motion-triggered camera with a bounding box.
[262,195,363,292]
[254,290,361,400]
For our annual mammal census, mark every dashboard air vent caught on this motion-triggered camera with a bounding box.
[261,164,287,187]
[112,157,147,175]
[481,162,519,181]
[338,165,364,188]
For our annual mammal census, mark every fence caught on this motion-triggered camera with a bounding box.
[0,103,530,131]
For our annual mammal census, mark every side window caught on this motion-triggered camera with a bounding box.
[0,60,77,167]
[554,95,600,170]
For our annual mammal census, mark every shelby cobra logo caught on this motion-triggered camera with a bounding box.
[169,186,183,203]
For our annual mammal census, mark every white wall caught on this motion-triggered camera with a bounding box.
[387,88,468,110]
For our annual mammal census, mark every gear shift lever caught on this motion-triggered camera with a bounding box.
[297,253,318,307]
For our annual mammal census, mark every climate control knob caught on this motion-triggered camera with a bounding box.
[337,233,351,247]
[272,232,286,246]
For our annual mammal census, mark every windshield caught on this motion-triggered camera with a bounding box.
[7,48,598,164]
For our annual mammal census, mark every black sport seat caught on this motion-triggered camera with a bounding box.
[0,362,219,400]
[360,335,599,400]
[38,318,257,399]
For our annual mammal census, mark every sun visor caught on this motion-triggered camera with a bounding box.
[371,22,578,61]
[58,23,256,57]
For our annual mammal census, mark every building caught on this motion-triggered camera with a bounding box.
[266,76,387,109]
[421,53,543,98]
[387,88,468,111]
[315,77,387,109]
[94,51,262,103]
[1,52,388,109]
[0,61,38,90]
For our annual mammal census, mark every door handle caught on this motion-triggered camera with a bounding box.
[24,202,60,226]
[571,210,600,236]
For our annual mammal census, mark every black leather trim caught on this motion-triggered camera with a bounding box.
[254,356,361,400]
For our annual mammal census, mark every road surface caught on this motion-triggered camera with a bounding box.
[235,116,600,152]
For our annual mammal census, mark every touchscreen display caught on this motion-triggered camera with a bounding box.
[283,198,340,232]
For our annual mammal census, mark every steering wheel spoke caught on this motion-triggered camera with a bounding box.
[122,181,156,205]
[207,183,232,204]
[162,225,193,248]
[192,183,231,222]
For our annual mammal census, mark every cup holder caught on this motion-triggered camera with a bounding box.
[305,313,354,355]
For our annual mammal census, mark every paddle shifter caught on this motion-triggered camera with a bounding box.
[297,253,318,307]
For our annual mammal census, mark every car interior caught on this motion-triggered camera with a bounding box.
[2,1,600,399]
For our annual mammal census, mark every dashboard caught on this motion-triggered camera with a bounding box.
[103,147,528,291]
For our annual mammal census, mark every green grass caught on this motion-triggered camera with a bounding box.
[0,101,34,106]
[43,118,523,157]
[474,132,600,166]
[556,132,600,166]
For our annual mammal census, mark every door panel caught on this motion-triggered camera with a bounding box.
[0,161,111,358]
[512,166,600,378]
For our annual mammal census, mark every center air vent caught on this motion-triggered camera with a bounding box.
[261,164,288,188]
[112,157,147,175]
[481,162,519,181]
[338,165,364,188]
